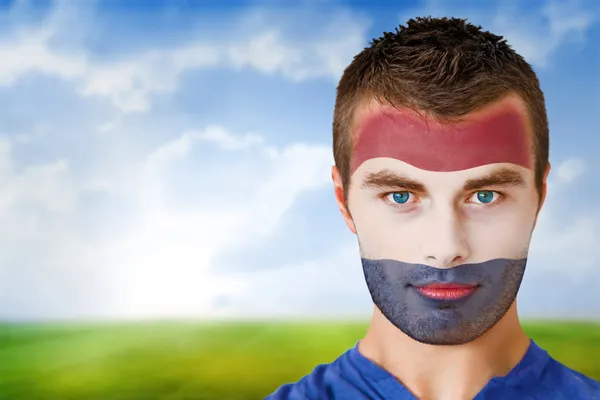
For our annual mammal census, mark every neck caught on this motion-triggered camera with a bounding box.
[358,302,530,400]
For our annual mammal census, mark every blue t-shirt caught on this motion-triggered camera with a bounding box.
[266,340,600,399]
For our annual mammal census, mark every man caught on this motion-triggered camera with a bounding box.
[266,17,600,400]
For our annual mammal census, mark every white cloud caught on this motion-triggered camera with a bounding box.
[228,30,302,76]
[492,1,595,68]
[401,0,595,68]
[0,138,104,320]
[0,28,85,85]
[239,143,333,238]
[227,21,366,82]
[531,215,599,272]
[0,2,368,113]
[528,157,599,277]
[0,122,333,319]
[195,125,264,151]
[113,128,332,318]
[553,157,586,183]
[0,140,76,216]
[220,243,371,318]
[0,0,358,319]
[79,45,221,113]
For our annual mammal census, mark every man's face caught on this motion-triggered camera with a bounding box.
[336,96,548,345]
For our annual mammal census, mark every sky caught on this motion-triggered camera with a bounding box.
[0,0,598,321]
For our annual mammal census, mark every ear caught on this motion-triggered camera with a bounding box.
[332,165,357,234]
[537,162,551,212]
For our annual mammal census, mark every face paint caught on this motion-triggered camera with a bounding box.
[348,99,538,345]
[363,259,527,345]
[351,106,533,174]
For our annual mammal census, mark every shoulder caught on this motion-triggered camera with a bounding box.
[265,348,374,400]
[539,357,600,399]
[265,362,335,400]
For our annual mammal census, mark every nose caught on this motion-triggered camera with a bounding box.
[420,207,470,268]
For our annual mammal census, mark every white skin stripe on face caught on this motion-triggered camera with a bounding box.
[349,158,538,267]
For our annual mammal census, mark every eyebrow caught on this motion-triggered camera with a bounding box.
[361,170,426,192]
[463,168,526,191]
[360,167,526,192]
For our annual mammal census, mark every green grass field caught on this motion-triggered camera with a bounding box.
[0,320,598,399]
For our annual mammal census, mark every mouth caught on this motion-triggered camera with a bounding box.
[413,283,479,301]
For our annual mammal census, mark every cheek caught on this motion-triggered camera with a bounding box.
[465,205,537,258]
[348,189,421,258]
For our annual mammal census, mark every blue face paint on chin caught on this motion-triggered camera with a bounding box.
[361,258,527,345]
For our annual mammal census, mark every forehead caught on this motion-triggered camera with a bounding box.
[350,97,534,175]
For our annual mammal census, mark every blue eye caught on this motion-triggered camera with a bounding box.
[392,192,410,204]
[475,191,495,204]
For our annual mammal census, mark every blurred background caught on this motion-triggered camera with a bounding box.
[0,0,598,398]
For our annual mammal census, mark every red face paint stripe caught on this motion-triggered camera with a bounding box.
[351,108,534,174]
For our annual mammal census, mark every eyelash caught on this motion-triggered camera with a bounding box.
[379,190,506,210]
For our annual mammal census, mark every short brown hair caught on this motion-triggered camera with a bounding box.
[333,17,549,203]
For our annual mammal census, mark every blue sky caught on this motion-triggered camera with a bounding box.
[0,0,598,320]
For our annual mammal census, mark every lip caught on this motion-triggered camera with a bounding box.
[414,283,479,300]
